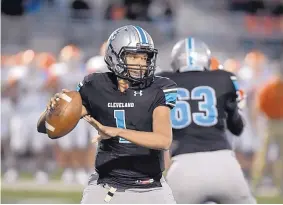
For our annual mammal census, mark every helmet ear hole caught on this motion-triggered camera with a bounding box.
[147,51,154,59]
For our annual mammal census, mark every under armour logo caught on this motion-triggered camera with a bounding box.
[134,90,143,96]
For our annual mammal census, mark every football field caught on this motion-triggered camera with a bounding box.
[1,180,283,204]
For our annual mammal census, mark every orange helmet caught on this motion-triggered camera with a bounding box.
[210,57,221,70]
[223,58,239,74]
[36,52,56,71]
[59,44,81,62]
[244,50,266,73]
[258,77,283,119]
[21,49,36,65]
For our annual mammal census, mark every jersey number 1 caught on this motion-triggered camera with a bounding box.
[114,110,131,143]
[171,86,218,129]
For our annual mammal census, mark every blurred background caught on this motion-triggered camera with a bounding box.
[1,0,283,203]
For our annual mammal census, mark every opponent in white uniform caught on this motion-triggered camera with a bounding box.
[55,45,91,185]
[4,52,52,183]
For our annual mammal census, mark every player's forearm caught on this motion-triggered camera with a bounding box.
[37,109,48,134]
[118,129,172,150]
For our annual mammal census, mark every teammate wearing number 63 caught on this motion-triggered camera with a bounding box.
[159,37,256,204]
[37,25,177,204]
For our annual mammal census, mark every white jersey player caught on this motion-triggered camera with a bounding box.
[4,53,52,183]
[229,57,273,158]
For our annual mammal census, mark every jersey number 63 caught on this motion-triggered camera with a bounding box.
[171,86,218,129]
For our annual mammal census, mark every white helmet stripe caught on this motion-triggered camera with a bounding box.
[187,37,194,66]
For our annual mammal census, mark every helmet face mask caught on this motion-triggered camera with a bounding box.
[105,25,158,85]
[118,48,157,82]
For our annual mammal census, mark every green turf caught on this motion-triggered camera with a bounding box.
[2,189,283,204]
[1,170,64,181]
[256,196,283,204]
[1,190,81,204]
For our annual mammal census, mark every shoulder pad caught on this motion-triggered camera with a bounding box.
[157,72,174,78]
[76,73,96,91]
[154,76,177,90]
[213,69,233,76]
[83,73,96,84]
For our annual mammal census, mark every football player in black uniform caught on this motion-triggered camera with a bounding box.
[37,25,177,204]
[160,37,256,204]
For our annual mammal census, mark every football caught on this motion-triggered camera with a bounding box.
[45,91,82,138]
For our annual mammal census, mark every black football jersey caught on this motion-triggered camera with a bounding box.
[77,72,177,188]
[159,70,240,156]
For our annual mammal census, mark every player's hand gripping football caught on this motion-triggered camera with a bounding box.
[47,89,88,117]
[83,115,121,143]
[47,89,69,111]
